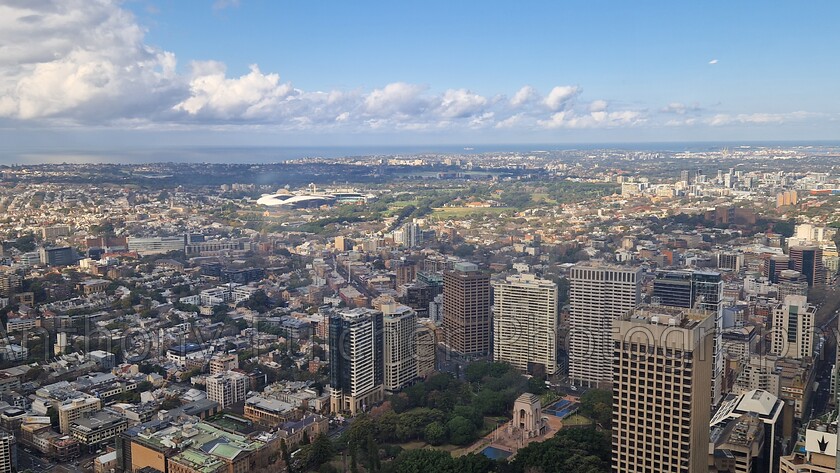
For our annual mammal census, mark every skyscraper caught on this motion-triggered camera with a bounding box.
[653,270,725,406]
[381,303,418,392]
[442,262,491,357]
[0,432,15,473]
[789,245,825,287]
[612,305,714,473]
[492,273,558,375]
[329,308,384,415]
[771,295,816,360]
[568,264,641,388]
[763,254,791,284]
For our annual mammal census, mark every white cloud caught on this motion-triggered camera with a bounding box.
[364,82,429,117]
[589,100,608,112]
[0,0,826,137]
[495,113,525,129]
[510,86,538,107]
[543,86,581,111]
[538,109,644,129]
[174,63,295,120]
[709,59,719,65]
[0,0,181,120]
[437,89,488,118]
[707,112,812,126]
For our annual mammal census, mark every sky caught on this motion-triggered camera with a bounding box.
[1,0,839,155]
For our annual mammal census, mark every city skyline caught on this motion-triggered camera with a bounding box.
[2,1,840,156]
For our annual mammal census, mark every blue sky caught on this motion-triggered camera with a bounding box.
[1,0,839,152]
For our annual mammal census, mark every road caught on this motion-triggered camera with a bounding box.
[332,257,378,301]
[17,448,93,473]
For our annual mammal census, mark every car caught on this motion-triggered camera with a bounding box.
[570,386,578,391]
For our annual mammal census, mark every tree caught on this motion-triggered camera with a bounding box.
[579,389,612,428]
[280,439,293,473]
[453,244,476,258]
[509,428,611,473]
[445,416,476,445]
[307,434,334,470]
[423,421,447,446]
[390,449,456,473]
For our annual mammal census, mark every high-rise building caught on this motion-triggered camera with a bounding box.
[568,264,641,388]
[0,432,16,473]
[58,396,102,434]
[209,353,239,376]
[381,304,417,392]
[442,262,491,357]
[612,305,714,473]
[771,295,816,360]
[789,246,825,287]
[492,273,558,375]
[763,254,791,283]
[329,308,384,415]
[205,371,249,409]
[716,251,744,272]
[416,320,437,378]
[653,270,725,406]
[39,246,76,267]
[777,269,808,301]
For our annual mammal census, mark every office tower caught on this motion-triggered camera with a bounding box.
[381,304,417,392]
[442,262,491,357]
[568,264,641,388]
[763,254,791,283]
[612,305,714,473]
[416,320,437,378]
[329,308,384,415]
[653,270,725,406]
[710,389,785,473]
[0,432,15,473]
[492,273,559,375]
[39,246,76,267]
[771,295,815,359]
[777,269,808,301]
[709,413,764,473]
[206,371,249,409]
[393,259,416,287]
[334,236,350,252]
[789,245,825,287]
[716,251,743,272]
[680,169,690,185]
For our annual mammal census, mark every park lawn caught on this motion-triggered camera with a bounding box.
[531,193,558,204]
[563,414,593,427]
[432,207,516,218]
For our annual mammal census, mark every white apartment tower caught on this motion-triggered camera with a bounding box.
[381,304,418,392]
[569,264,641,387]
[492,273,558,375]
[771,295,816,360]
[206,371,249,409]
